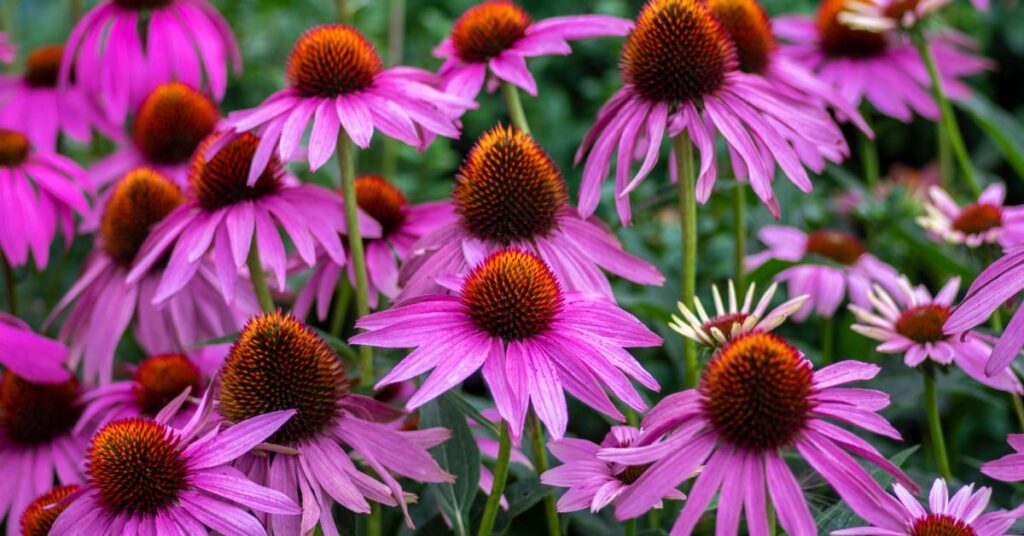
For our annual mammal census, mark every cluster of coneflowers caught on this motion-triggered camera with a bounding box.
[0,0,1022,534]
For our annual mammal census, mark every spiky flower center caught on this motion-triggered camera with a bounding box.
[451,1,531,62]
[112,0,174,9]
[701,332,813,450]
[20,485,80,536]
[0,129,30,167]
[614,463,652,484]
[355,175,407,236]
[805,229,865,265]
[190,133,283,211]
[706,0,776,74]
[454,125,566,244]
[621,0,734,103]
[101,168,186,266]
[132,354,202,415]
[24,45,63,87]
[461,250,562,341]
[86,418,189,515]
[816,0,887,57]
[0,374,79,446]
[287,25,383,98]
[701,312,752,339]
[218,311,349,445]
[952,203,1002,235]
[133,83,219,166]
[910,514,977,536]
[895,304,950,344]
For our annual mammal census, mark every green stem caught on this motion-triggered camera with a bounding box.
[914,32,980,197]
[647,509,661,532]
[1012,393,1024,433]
[328,277,352,339]
[1,252,16,315]
[674,133,698,389]
[922,365,953,480]
[624,519,637,536]
[338,131,374,385]
[937,120,953,192]
[335,0,349,24]
[246,240,275,313]
[69,0,82,23]
[501,82,531,135]
[529,413,561,536]
[821,316,835,364]
[859,130,880,192]
[733,183,746,290]
[368,504,382,536]
[768,506,777,536]
[379,0,406,179]
[477,422,512,536]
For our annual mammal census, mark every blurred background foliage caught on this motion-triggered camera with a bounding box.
[4,0,1024,533]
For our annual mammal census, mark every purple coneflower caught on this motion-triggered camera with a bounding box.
[543,425,685,513]
[19,484,80,536]
[0,45,111,151]
[47,168,255,385]
[62,0,239,124]
[353,249,662,441]
[577,0,849,222]
[50,403,300,534]
[598,331,914,534]
[945,245,1024,376]
[398,125,663,301]
[217,311,453,533]
[833,479,1022,536]
[0,373,87,535]
[0,129,89,269]
[216,24,475,183]
[775,0,990,123]
[0,313,70,383]
[294,175,456,318]
[982,434,1024,482]
[746,226,899,321]
[917,183,1024,249]
[851,276,1021,392]
[126,133,377,305]
[434,0,631,101]
[670,280,809,347]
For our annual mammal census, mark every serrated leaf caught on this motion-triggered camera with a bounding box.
[419,397,481,536]
[958,95,1024,180]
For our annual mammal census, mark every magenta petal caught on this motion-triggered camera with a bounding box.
[185,409,296,469]
[178,491,265,536]
[489,52,537,96]
[191,466,301,514]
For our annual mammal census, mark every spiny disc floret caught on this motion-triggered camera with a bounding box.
[461,250,563,341]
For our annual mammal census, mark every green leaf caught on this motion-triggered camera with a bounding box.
[419,396,481,536]
[442,391,500,437]
[746,258,797,289]
[814,446,920,532]
[889,223,974,279]
[187,332,238,348]
[467,478,551,534]
[958,95,1024,180]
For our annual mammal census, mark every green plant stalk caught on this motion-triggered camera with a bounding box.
[938,121,953,191]
[477,422,512,536]
[821,316,835,364]
[1012,393,1024,433]
[328,277,352,339]
[70,0,83,23]
[368,504,382,536]
[733,183,746,290]
[624,519,637,536]
[501,82,531,135]
[246,240,275,313]
[922,365,953,480]
[335,0,349,24]
[530,413,561,536]
[859,131,880,192]
[674,133,698,388]
[338,131,374,384]
[914,32,980,197]
[379,0,406,179]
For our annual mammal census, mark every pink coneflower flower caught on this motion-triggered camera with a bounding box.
[597,331,914,534]
[0,373,87,535]
[775,0,990,123]
[0,45,112,151]
[353,249,662,441]
[0,313,70,383]
[833,479,1022,536]
[577,0,849,223]
[61,0,240,124]
[669,280,809,347]
[543,425,685,513]
[91,82,220,193]
[76,353,206,433]
[218,312,453,533]
[945,245,1024,376]
[47,168,255,385]
[50,406,301,534]
[0,129,89,269]
[126,133,377,305]
[19,484,80,536]
[746,226,899,320]
[0,32,14,64]
[398,125,663,300]
[982,434,1024,482]
[294,175,456,318]
[917,183,1024,249]
[216,25,475,184]
[850,276,1022,392]
[434,1,631,101]
[839,0,952,32]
